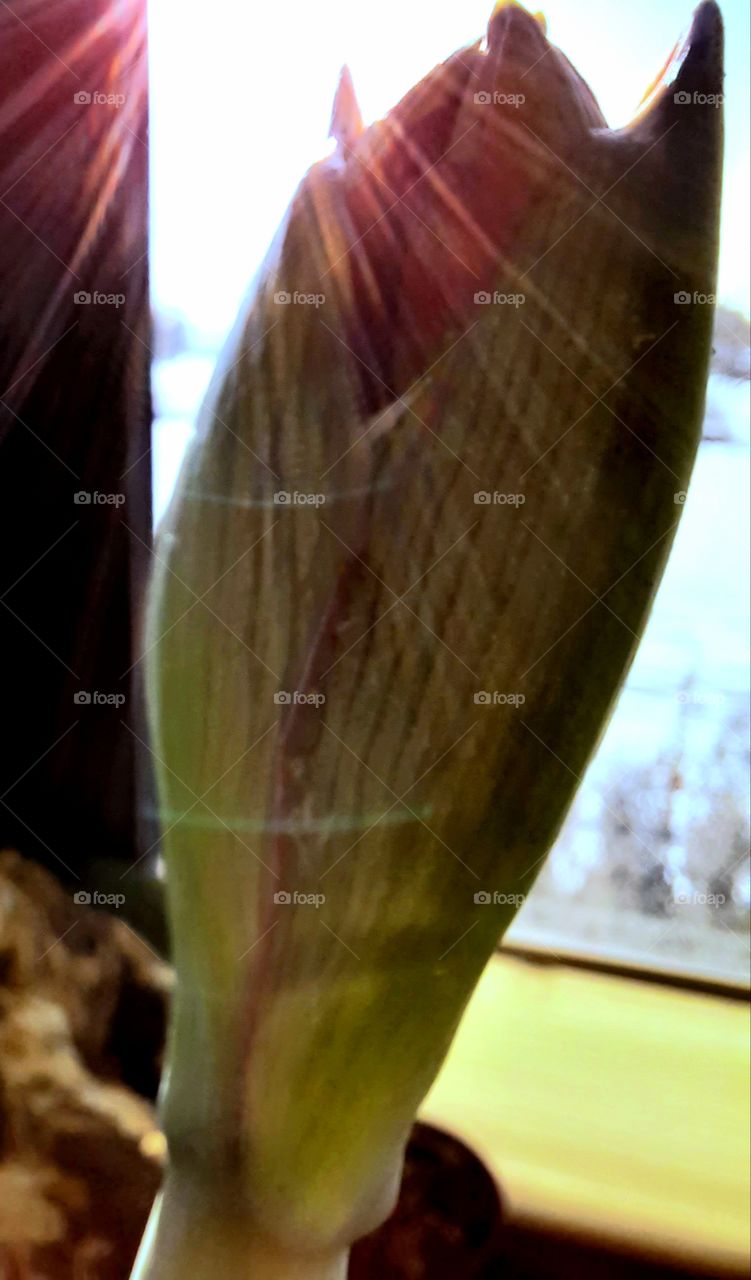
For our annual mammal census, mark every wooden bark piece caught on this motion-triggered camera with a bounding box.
[0,852,168,1279]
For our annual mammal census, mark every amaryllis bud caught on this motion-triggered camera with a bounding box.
[135,3,723,1277]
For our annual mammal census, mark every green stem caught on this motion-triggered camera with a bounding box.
[132,1175,349,1280]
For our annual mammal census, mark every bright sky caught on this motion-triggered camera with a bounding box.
[150,0,750,338]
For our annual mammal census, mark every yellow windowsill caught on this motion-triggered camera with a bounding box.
[421,952,750,1275]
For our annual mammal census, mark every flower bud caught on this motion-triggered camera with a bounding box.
[139,3,723,1273]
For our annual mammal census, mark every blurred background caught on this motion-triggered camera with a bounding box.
[150,0,750,984]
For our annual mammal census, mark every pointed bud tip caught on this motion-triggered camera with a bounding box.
[681,0,724,90]
[329,65,364,149]
[691,0,723,41]
[489,0,546,25]
[631,0,723,137]
[487,0,548,54]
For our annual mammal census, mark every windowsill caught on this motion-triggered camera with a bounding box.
[502,935,751,999]
[421,952,750,1277]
